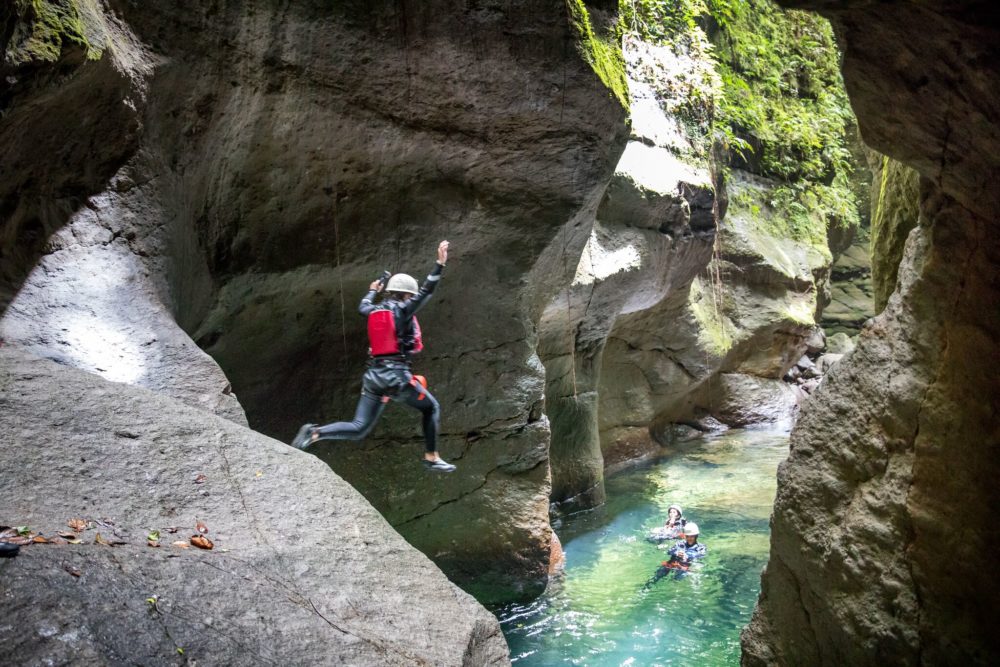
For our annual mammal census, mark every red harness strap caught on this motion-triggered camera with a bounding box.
[410,374,428,400]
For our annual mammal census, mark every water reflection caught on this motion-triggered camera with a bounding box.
[495,428,789,666]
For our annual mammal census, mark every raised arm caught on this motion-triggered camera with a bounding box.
[401,240,449,318]
[359,273,388,316]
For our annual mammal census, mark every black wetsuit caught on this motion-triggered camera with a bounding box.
[313,262,444,452]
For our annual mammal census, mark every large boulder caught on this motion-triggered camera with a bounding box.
[0,348,509,665]
[744,2,1000,664]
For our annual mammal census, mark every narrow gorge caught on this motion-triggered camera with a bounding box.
[1,0,996,665]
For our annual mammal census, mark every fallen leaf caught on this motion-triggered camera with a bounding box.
[194,474,207,484]
[0,528,16,539]
[195,521,208,535]
[147,530,160,542]
[49,536,68,545]
[95,532,110,546]
[65,538,82,545]
[64,563,81,577]
[58,531,77,539]
[32,535,49,544]
[1,536,30,546]
[172,540,190,549]
[164,526,179,534]
[68,519,87,533]
[190,535,214,550]
[147,540,161,548]
[255,470,263,478]
[15,526,30,536]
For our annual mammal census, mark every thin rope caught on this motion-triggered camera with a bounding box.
[332,191,348,371]
[559,10,578,399]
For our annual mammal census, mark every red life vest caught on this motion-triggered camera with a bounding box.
[367,308,423,356]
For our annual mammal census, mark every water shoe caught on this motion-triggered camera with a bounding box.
[291,423,317,450]
[423,458,456,473]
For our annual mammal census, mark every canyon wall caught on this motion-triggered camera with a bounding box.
[1,0,628,634]
[742,2,1000,664]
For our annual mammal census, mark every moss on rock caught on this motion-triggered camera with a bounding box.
[3,0,99,67]
[566,0,630,109]
[869,154,920,312]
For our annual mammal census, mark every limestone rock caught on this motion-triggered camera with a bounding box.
[869,156,921,313]
[815,353,843,374]
[704,373,799,428]
[821,231,874,336]
[2,0,630,603]
[0,348,509,665]
[804,327,826,356]
[744,4,1000,662]
[824,332,856,356]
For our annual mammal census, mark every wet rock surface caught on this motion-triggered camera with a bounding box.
[0,348,509,665]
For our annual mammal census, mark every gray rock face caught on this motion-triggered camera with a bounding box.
[538,27,844,512]
[0,348,509,665]
[1,0,629,604]
[821,234,874,336]
[745,2,1000,664]
[869,155,921,313]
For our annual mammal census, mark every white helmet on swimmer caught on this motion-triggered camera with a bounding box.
[386,273,419,295]
[683,522,699,536]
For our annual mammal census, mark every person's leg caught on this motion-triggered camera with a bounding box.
[396,382,454,471]
[311,392,387,443]
[396,383,440,455]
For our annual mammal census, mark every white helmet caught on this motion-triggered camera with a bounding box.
[683,522,699,536]
[386,273,418,295]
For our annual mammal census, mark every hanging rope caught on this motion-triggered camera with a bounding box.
[331,190,349,372]
[559,5,578,399]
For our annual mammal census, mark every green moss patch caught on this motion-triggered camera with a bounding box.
[3,0,99,66]
[566,0,630,109]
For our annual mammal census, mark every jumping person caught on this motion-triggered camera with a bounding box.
[290,240,456,472]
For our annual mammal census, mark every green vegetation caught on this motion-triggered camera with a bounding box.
[617,0,861,238]
[3,0,99,66]
[566,0,630,109]
[690,275,736,355]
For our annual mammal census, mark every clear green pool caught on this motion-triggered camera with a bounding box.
[494,428,789,666]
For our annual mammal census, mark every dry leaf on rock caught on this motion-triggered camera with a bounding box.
[195,521,208,534]
[49,536,68,545]
[147,540,161,548]
[194,474,207,484]
[58,531,77,539]
[1,536,30,546]
[164,526,179,534]
[63,563,81,577]
[68,519,87,532]
[95,532,110,546]
[190,535,214,550]
[32,536,49,544]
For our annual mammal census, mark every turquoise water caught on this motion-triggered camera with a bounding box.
[494,428,789,666]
